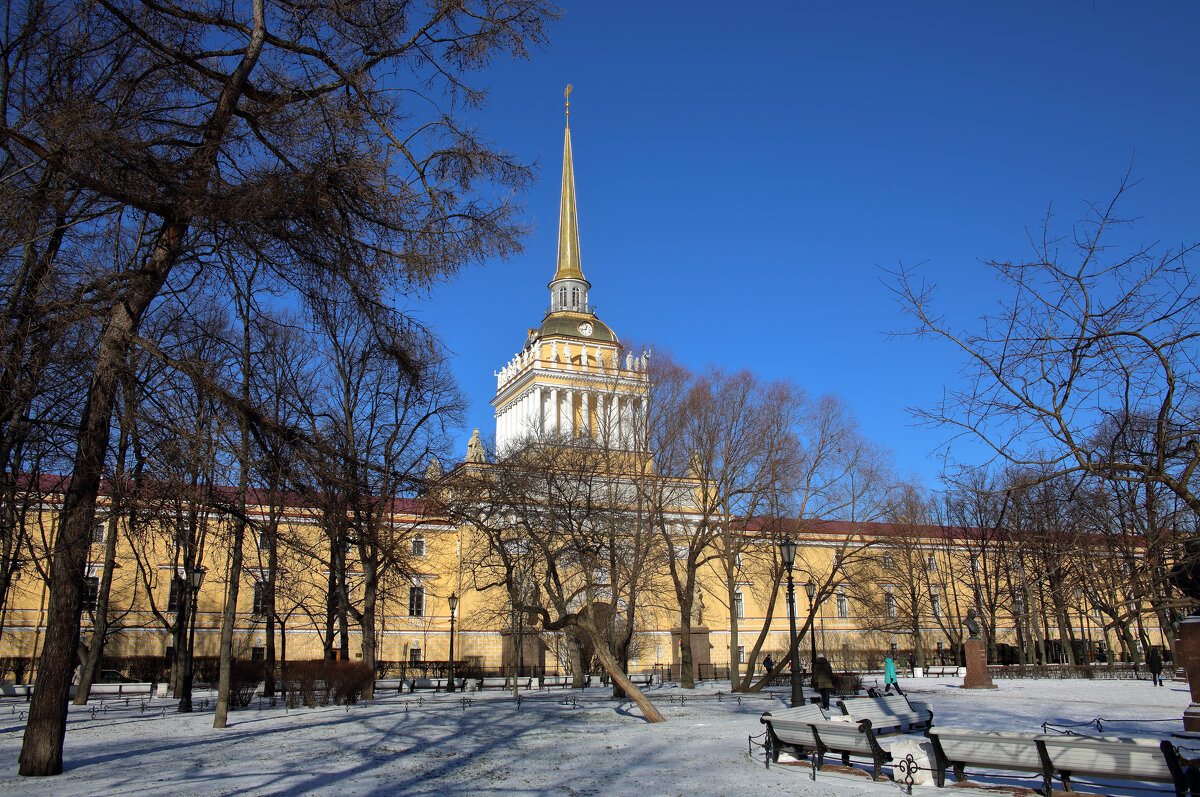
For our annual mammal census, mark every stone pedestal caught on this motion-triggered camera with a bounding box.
[1179,618,1200,731]
[962,638,996,689]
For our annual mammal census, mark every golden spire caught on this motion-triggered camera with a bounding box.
[554,84,586,283]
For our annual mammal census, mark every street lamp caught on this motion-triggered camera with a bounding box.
[447,592,458,693]
[778,537,804,707]
[178,566,206,713]
[804,580,818,666]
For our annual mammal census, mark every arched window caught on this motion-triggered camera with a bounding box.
[559,287,566,308]
[571,287,579,307]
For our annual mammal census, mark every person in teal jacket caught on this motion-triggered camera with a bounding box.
[884,655,904,695]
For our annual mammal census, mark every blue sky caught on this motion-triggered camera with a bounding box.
[415,1,1200,486]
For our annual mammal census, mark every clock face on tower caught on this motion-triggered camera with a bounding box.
[578,321,594,337]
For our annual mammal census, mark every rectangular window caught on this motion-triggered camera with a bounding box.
[409,647,422,664]
[886,591,897,618]
[91,522,106,545]
[970,555,980,574]
[882,553,894,570]
[592,567,610,586]
[251,647,265,661]
[257,531,270,549]
[167,577,182,614]
[409,585,425,617]
[252,582,267,616]
[926,553,938,573]
[412,536,426,557]
[82,576,99,610]
[733,591,744,620]
[930,590,941,619]
[837,589,849,619]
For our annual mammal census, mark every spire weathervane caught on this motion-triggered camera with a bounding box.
[564,84,573,125]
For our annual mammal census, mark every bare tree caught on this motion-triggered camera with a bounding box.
[889,175,1200,515]
[439,432,667,722]
[7,0,557,774]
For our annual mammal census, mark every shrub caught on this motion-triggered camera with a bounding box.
[281,660,373,707]
[101,655,170,683]
[229,659,264,708]
[329,661,373,704]
[834,672,863,696]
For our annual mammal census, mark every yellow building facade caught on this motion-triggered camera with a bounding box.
[0,101,1160,683]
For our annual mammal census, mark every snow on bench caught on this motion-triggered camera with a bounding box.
[921,665,963,677]
[478,676,533,690]
[809,718,893,780]
[758,708,893,780]
[835,694,933,735]
[1040,733,1184,795]
[926,727,1199,796]
[926,727,1048,789]
[758,704,829,767]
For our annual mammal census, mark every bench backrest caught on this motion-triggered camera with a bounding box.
[810,720,876,754]
[928,727,1045,772]
[1036,734,1174,783]
[838,695,929,728]
[761,705,828,747]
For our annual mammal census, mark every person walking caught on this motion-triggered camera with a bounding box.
[883,655,903,695]
[763,654,774,673]
[812,654,835,710]
[908,651,916,676]
[1147,648,1164,687]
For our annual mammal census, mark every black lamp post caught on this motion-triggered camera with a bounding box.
[778,537,804,707]
[447,592,458,693]
[178,566,206,713]
[804,580,818,666]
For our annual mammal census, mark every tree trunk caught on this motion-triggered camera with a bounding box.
[73,512,121,705]
[264,519,279,697]
[359,560,378,701]
[19,259,166,773]
[726,579,741,691]
[568,633,585,688]
[212,512,247,727]
[590,632,664,722]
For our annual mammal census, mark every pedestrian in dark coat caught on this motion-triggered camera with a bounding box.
[763,654,775,673]
[812,655,835,709]
[1147,649,1164,687]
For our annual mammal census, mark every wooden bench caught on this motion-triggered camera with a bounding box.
[1040,733,1190,796]
[922,665,961,677]
[407,677,442,692]
[809,718,893,781]
[926,727,1049,791]
[479,676,533,690]
[926,727,1200,797]
[758,704,829,767]
[836,695,933,735]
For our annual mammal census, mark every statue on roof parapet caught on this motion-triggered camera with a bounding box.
[465,429,487,464]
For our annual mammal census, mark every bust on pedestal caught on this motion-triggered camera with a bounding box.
[962,609,996,689]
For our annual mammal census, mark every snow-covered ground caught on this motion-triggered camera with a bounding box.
[0,675,1189,795]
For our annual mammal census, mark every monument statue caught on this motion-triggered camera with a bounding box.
[965,607,982,640]
[465,428,486,464]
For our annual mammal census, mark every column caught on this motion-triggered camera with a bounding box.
[563,389,574,437]
[549,388,559,436]
[581,392,591,438]
[536,387,545,436]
